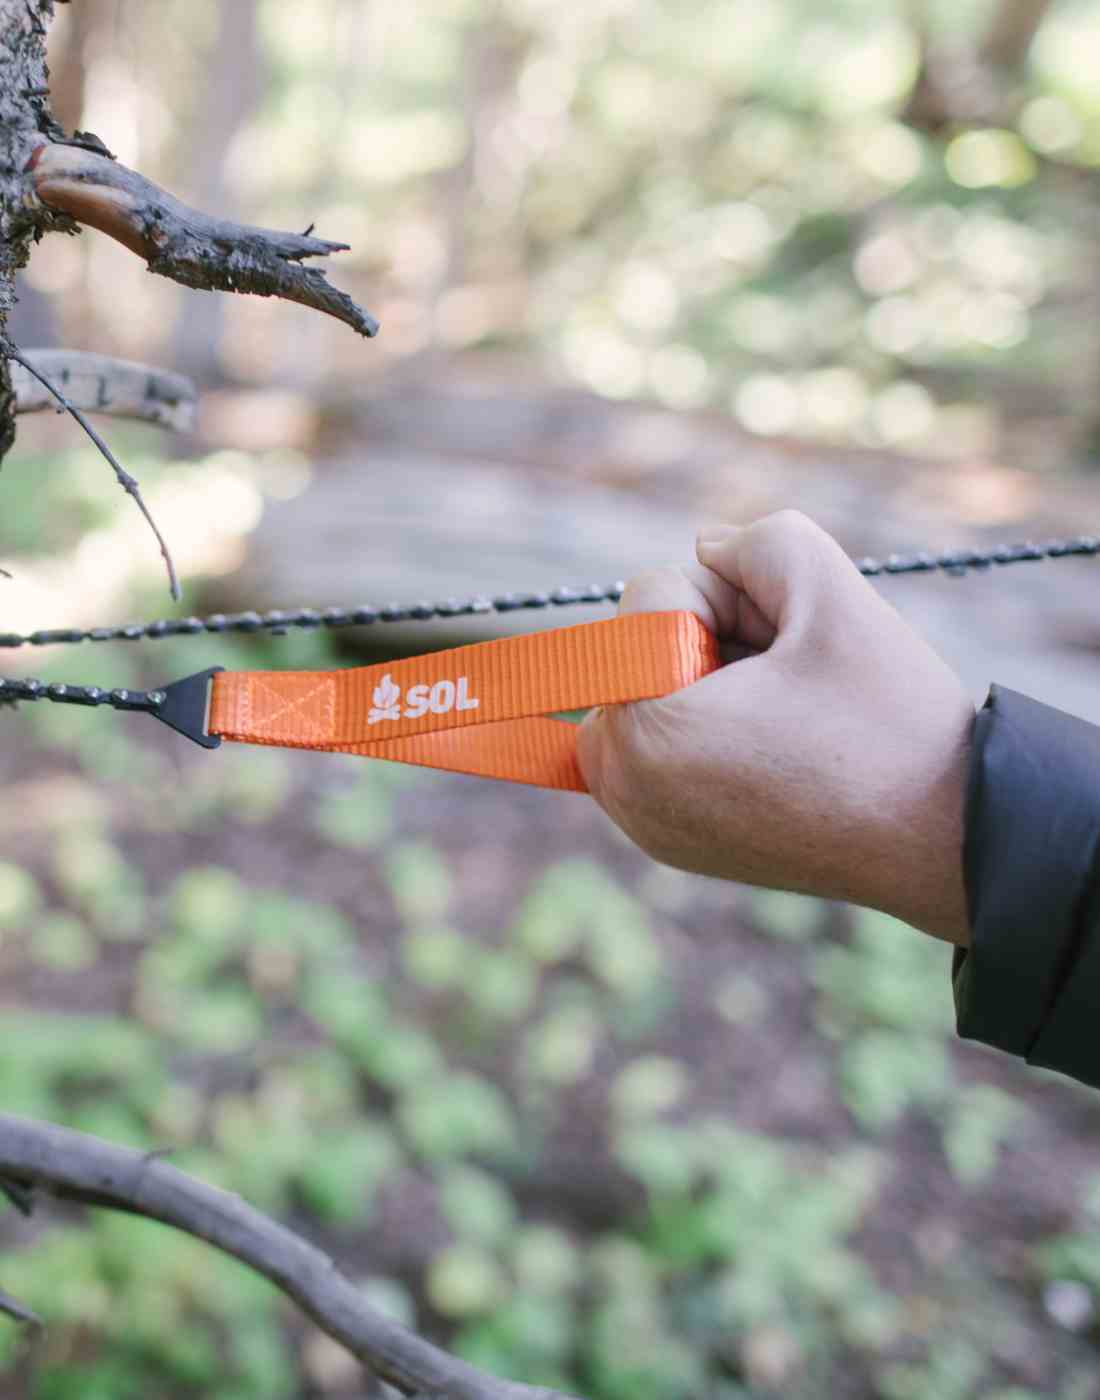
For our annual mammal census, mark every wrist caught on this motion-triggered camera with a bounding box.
[864,700,975,945]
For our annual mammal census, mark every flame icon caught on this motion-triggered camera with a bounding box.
[368,673,402,724]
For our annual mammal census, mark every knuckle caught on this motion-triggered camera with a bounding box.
[762,508,821,540]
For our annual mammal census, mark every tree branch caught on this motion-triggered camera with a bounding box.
[982,0,1055,72]
[2,341,180,600]
[11,350,196,431]
[0,1286,41,1329]
[27,142,379,339]
[902,0,1057,133]
[0,1114,583,1400]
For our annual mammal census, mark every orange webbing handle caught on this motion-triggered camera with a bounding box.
[207,611,719,791]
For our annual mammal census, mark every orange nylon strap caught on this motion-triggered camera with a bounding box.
[207,611,719,791]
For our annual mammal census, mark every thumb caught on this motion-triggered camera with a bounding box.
[576,562,711,800]
[575,703,606,800]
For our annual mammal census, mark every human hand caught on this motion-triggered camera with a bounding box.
[577,511,975,945]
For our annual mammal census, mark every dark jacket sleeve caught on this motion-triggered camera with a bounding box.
[953,684,1100,1088]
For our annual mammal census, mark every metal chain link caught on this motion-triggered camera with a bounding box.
[2,532,1098,713]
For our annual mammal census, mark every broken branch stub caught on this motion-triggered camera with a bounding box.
[29,143,379,339]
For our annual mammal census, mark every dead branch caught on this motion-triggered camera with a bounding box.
[3,342,180,600]
[12,350,196,432]
[0,1113,584,1400]
[27,143,379,339]
[0,1286,40,1329]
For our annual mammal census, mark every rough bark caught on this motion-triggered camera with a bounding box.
[0,0,69,461]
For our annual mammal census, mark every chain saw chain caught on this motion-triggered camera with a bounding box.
[0,532,1096,727]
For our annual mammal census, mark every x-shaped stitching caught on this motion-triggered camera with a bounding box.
[246,675,334,738]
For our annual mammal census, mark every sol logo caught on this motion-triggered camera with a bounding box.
[368,673,480,725]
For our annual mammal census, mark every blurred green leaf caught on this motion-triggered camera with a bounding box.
[523,1004,600,1084]
[610,1055,690,1121]
[464,947,538,1021]
[386,842,454,922]
[398,1072,519,1161]
[427,1242,507,1317]
[168,866,248,945]
[438,1164,518,1244]
[402,925,468,988]
[0,862,41,928]
[31,911,97,970]
[297,1123,402,1224]
[839,1030,950,1131]
[513,1225,582,1296]
[747,888,824,942]
[941,1085,1027,1187]
[312,776,392,848]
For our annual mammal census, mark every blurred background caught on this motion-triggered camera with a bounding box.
[2,0,1100,1396]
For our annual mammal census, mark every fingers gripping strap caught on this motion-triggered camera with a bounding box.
[207,611,719,791]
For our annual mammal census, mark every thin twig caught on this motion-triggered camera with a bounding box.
[0,1287,41,1329]
[0,1177,34,1215]
[2,343,180,601]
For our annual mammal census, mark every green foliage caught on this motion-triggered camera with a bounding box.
[398,1072,519,1162]
[402,924,468,988]
[386,842,454,922]
[312,771,394,848]
[813,910,955,1037]
[522,999,600,1085]
[512,1225,582,1296]
[610,1055,690,1121]
[839,1029,951,1131]
[438,1164,518,1244]
[9,1215,295,1400]
[428,1243,508,1317]
[747,887,825,942]
[0,1010,165,1128]
[513,859,662,1004]
[815,911,959,1130]
[0,862,41,928]
[877,1340,986,1400]
[456,1295,576,1391]
[31,911,98,971]
[941,1084,1028,1186]
[295,1123,402,1224]
[1035,1228,1100,1294]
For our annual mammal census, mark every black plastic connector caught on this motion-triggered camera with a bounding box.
[150,666,224,749]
